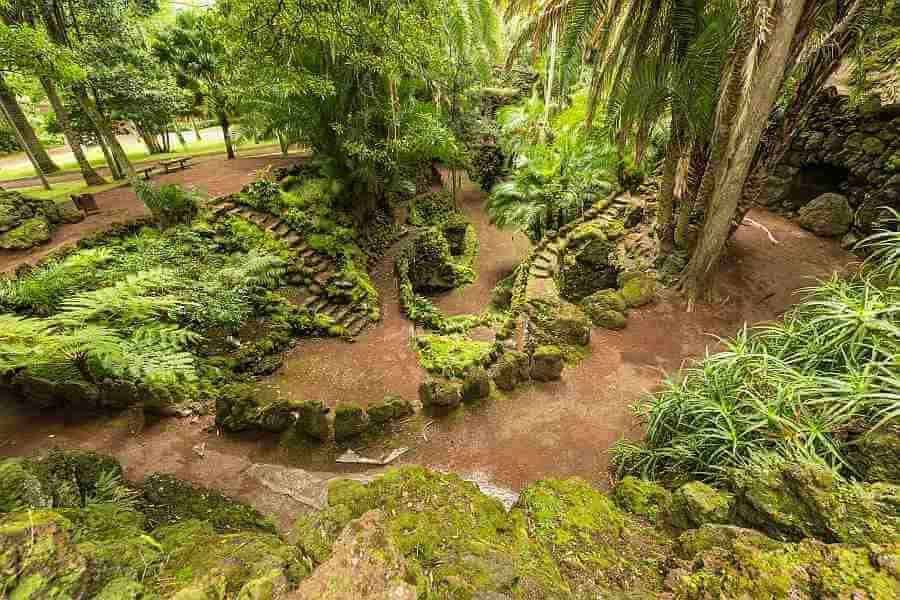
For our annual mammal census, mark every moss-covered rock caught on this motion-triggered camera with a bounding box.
[797,192,854,236]
[619,271,656,308]
[401,227,462,292]
[138,472,275,533]
[730,460,900,545]
[670,524,900,598]
[460,367,491,401]
[25,447,125,508]
[0,510,91,598]
[95,577,155,599]
[512,478,670,597]
[216,384,293,433]
[291,510,416,599]
[333,402,369,440]
[366,396,415,424]
[490,350,531,391]
[846,430,900,484]
[530,345,564,382]
[612,476,672,521]
[418,380,462,410]
[581,289,628,332]
[0,216,52,250]
[152,519,306,598]
[662,481,733,531]
[523,297,591,348]
[0,458,51,512]
[295,400,330,440]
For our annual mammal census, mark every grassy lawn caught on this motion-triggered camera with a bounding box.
[17,180,128,202]
[0,137,278,182]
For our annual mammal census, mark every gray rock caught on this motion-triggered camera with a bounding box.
[797,193,853,237]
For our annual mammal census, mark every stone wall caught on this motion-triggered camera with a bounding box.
[760,89,900,245]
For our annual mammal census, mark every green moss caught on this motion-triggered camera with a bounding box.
[0,217,51,250]
[138,473,275,534]
[530,345,564,382]
[408,190,459,226]
[0,459,51,513]
[0,510,89,598]
[414,334,493,378]
[490,350,531,391]
[662,481,732,532]
[846,430,900,484]
[94,577,156,599]
[619,271,656,308]
[25,448,124,508]
[152,519,306,598]
[612,476,672,521]
[524,297,591,348]
[333,403,369,440]
[366,396,415,424]
[418,380,462,409]
[512,478,669,597]
[295,400,330,440]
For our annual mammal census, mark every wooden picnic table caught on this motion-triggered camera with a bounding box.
[158,156,193,174]
[136,165,155,180]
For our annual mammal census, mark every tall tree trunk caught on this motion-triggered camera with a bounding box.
[277,132,288,156]
[74,88,135,178]
[135,122,161,154]
[0,100,50,189]
[737,0,866,217]
[680,0,810,301]
[40,77,105,186]
[0,75,59,174]
[220,112,235,159]
[97,133,122,180]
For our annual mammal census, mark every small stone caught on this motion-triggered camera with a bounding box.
[460,367,491,402]
[366,396,414,424]
[333,403,369,440]
[612,477,672,521]
[296,400,330,440]
[530,345,564,382]
[619,271,656,308]
[490,351,531,391]
[418,381,462,409]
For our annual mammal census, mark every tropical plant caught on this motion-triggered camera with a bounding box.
[613,230,900,484]
[133,181,201,229]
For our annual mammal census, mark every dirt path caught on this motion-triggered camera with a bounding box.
[0,177,855,525]
[0,151,303,273]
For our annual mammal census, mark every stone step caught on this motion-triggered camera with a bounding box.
[265,219,283,231]
[274,223,291,236]
[333,306,351,322]
[310,298,328,313]
[532,259,554,272]
[283,232,302,246]
[306,282,324,296]
[298,246,315,258]
[531,267,553,279]
[226,206,244,216]
[313,269,334,285]
[346,318,367,337]
[321,303,339,317]
[213,202,235,214]
[300,295,318,309]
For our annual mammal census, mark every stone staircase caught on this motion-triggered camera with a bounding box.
[526,193,634,284]
[212,201,370,337]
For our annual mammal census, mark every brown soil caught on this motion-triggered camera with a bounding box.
[0,174,855,522]
[0,150,303,273]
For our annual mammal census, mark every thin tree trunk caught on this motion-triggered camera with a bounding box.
[277,132,288,156]
[175,124,186,149]
[656,139,680,255]
[40,77,105,186]
[220,112,235,159]
[191,116,202,141]
[0,100,50,190]
[135,122,160,154]
[97,133,122,180]
[680,0,810,301]
[542,19,559,137]
[0,75,59,174]
[74,88,135,178]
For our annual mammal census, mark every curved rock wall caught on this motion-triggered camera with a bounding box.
[760,89,900,243]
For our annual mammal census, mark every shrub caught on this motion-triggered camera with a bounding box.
[132,181,200,229]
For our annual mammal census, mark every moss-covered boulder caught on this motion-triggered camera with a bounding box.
[530,345,564,382]
[291,510,417,599]
[582,289,628,329]
[797,192,854,236]
[662,481,733,531]
[512,478,670,597]
[460,367,491,402]
[401,227,462,292]
[215,384,294,433]
[669,523,900,598]
[619,271,656,308]
[0,458,51,512]
[95,577,153,599]
[138,472,275,533]
[612,476,672,521]
[0,217,51,250]
[418,380,462,410]
[366,396,415,424]
[152,519,307,598]
[490,350,531,391]
[523,297,591,348]
[730,460,900,545]
[333,402,369,440]
[0,510,91,598]
[846,430,900,484]
[295,400,330,440]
